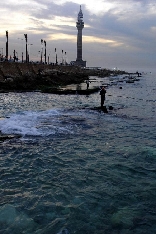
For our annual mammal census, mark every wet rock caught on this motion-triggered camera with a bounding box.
[109,106,114,110]
[42,87,99,95]
[34,214,46,224]
[0,133,21,142]
[101,106,108,113]
[57,228,69,234]
[111,207,138,229]
[0,204,36,232]
[92,106,108,113]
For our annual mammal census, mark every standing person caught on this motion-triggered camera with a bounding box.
[100,86,106,108]
[86,80,90,89]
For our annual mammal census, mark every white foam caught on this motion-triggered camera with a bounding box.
[0,109,79,137]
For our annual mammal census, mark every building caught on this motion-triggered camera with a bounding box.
[71,6,86,67]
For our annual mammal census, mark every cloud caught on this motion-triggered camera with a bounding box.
[0,0,156,69]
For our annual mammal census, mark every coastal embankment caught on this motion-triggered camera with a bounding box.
[0,62,127,93]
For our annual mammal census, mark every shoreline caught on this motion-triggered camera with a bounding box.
[0,62,129,93]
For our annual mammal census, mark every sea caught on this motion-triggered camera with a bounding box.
[0,70,156,234]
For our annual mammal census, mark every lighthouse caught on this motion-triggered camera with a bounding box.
[72,6,86,67]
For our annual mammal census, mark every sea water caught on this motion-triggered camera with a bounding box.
[0,71,156,234]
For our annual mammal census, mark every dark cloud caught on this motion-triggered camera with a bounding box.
[29,1,79,19]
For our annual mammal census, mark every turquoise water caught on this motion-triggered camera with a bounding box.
[0,72,156,234]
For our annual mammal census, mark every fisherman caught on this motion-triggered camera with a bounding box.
[86,79,90,89]
[100,86,106,108]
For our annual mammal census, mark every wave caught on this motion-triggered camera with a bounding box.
[0,109,85,137]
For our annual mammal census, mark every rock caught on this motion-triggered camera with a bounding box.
[109,106,114,110]
[0,63,128,92]
[0,134,21,142]
[34,214,46,224]
[0,204,36,232]
[111,207,138,229]
[92,106,108,113]
[101,106,108,113]
[57,228,69,234]
[4,77,14,82]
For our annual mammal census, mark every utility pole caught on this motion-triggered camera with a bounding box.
[55,48,58,65]
[62,50,63,65]
[56,54,58,65]
[65,52,66,65]
[24,34,28,63]
[41,39,43,63]
[6,31,8,61]
[13,50,16,62]
[44,40,46,64]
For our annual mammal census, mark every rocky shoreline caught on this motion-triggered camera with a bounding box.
[0,63,88,92]
[0,62,128,93]
[0,63,137,142]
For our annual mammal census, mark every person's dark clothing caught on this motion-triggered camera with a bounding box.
[86,80,89,89]
[100,88,106,107]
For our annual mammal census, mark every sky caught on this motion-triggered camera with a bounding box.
[0,0,156,71]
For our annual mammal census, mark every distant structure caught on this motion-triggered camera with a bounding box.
[6,31,8,61]
[71,6,86,67]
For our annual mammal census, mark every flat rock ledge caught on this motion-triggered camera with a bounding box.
[0,133,21,142]
[42,87,100,95]
[92,106,114,113]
